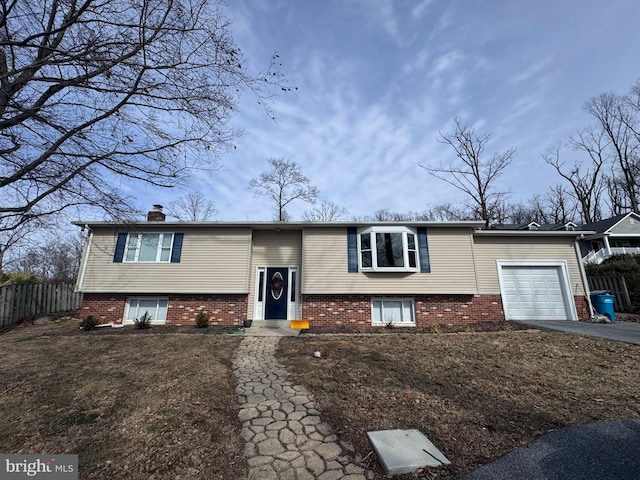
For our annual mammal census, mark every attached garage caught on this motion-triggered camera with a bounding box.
[497,261,577,321]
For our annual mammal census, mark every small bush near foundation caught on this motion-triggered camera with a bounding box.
[195,312,209,328]
[79,315,99,331]
[134,311,152,329]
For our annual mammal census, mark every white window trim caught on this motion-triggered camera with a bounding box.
[371,298,416,326]
[124,297,168,324]
[124,233,174,263]
[358,226,419,272]
[496,260,578,321]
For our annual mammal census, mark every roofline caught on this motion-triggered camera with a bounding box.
[71,220,486,229]
[474,230,595,237]
[602,211,640,233]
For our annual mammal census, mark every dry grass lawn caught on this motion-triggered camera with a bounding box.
[3,320,640,480]
[0,319,245,480]
[277,330,640,479]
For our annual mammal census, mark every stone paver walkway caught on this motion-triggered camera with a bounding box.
[233,336,367,480]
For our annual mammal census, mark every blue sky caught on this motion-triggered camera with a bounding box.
[135,0,640,221]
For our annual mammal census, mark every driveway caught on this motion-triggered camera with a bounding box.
[461,418,640,480]
[512,320,640,346]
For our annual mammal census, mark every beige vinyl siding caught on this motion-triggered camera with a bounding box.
[247,230,303,319]
[79,227,251,293]
[302,227,478,294]
[473,235,583,295]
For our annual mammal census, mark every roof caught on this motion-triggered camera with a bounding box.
[491,221,578,232]
[579,212,640,233]
[475,229,593,237]
[72,220,486,229]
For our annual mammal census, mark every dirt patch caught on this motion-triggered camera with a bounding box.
[277,331,640,479]
[0,318,245,479]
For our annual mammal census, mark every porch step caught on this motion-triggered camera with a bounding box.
[249,320,290,329]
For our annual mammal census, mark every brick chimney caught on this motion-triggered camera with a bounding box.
[147,204,166,222]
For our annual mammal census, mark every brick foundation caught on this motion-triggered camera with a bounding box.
[575,295,590,320]
[302,294,591,328]
[82,293,590,328]
[81,293,248,326]
[301,294,505,328]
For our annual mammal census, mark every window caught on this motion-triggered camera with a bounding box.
[358,227,419,272]
[372,299,415,326]
[124,233,173,262]
[125,297,168,324]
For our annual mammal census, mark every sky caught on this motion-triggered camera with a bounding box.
[134,0,640,222]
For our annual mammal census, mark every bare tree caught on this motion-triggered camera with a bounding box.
[0,0,286,232]
[166,192,217,221]
[543,130,606,223]
[421,118,515,227]
[0,219,42,270]
[16,233,83,282]
[303,201,347,222]
[585,92,640,213]
[249,158,319,221]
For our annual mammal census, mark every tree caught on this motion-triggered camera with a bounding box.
[0,219,42,270]
[166,192,217,221]
[585,91,640,213]
[16,233,83,282]
[543,130,606,224]
[303,201,347,222]
[249,158,319,221]
[421,118,515,227]
[0,0,286,232]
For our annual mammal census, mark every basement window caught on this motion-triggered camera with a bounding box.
[124,297,168,324]
[372,299,415,326]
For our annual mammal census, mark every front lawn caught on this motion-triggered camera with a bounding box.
[0,320,244,480]
[278,330,640,479]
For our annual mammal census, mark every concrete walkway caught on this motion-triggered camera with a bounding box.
[232,336,366,480]
[512,320,640,345]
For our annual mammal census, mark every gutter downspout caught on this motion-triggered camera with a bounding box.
[76,226,93,293]
[574,235,594,319]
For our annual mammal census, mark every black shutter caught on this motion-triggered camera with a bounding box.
[347,227,358,272]
[113,233,128,263]
[417,227,430,273]
[171,233,184,263]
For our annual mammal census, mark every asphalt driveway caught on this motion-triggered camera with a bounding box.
[461,418,640,480]
[512,320,640,346]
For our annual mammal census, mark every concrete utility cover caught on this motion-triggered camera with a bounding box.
[367,429,451,476]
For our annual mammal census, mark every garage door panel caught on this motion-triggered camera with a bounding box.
[500,265,572,321]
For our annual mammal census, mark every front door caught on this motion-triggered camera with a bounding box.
[265,267,288,320]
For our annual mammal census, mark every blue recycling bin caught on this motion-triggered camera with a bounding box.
[590,291,615,322]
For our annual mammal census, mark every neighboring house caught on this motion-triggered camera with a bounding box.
[578,212,640,264]
[73,206,591,328]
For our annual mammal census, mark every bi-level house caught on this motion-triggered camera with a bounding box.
[74,206,591,328]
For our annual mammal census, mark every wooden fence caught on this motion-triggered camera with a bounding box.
[587,275,632,313]
[0,283,83,327]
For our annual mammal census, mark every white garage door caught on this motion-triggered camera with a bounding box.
[500,265,572,320]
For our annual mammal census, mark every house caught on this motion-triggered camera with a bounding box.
[578,212,640,264]
[73,206,591,328]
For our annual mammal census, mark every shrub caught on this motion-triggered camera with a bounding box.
[79,315,100,331]
[134,311,153,329]
[195,311,209,328]
[0,271,41,285]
